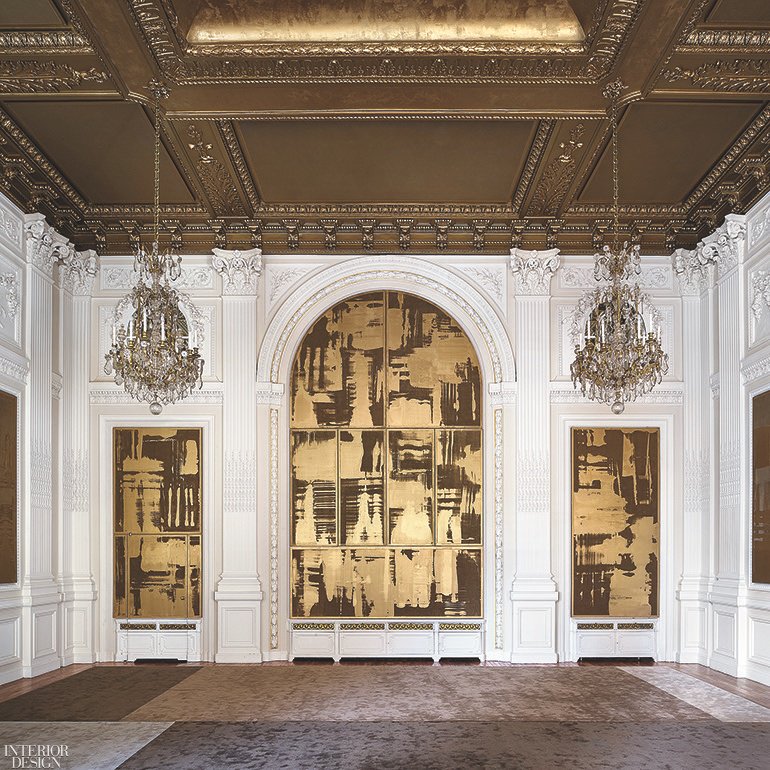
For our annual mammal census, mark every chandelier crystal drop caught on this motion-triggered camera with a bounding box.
[104,81,203,415]
[570,80,668,414]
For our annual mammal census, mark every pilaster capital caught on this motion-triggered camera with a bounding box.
[59,249,99,296]
[509,248,560,296]
[212,247,263,296]
[703,214,747,279]
[23,213,73,277]
[672,247,710,296]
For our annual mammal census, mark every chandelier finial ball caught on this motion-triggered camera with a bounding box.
[611,401,625,415]
[150,402,163,415]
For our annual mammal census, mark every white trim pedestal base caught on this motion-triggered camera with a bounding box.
[289,620,485,662]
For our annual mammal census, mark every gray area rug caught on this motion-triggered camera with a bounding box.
[117,720,770,770]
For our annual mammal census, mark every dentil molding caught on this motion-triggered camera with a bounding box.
[549,384,684,405]
[89,386,223,405]
[212,248,263,295]
[510,248,560,296]
[0,353,28,383]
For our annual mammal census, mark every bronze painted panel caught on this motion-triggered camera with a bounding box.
[113,427,202,619]
[753,391,770,584]
[0,391,17,585]
[388,429,434,545]
[436,429,482,545]
[291,547,481,618]
[340,430,385,545]
[291,292,384,428]
[572,427,659,618]
[290,291,483,618]
[292,430,338,545]
[387,292,481,427]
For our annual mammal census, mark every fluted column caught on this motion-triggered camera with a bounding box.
[212,248,264,662]
[509,248,560,662]
[672,248,712,663]
[21,214,71,676]
[59,248,99,664]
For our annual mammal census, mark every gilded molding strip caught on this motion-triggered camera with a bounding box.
[0,61,109,94]
[439,623,483,631]
[119,623,158,631]
[0,31,92,54]
[340,623,386,631]
[159,623,198,630]
[576,623,615,630]
[617,622,654,630]
[512,120,555,213]
[388,623,433,631]
[293,623,334,631]
[269,407,279,649]
[528,123,585,216]
[218,121,261,212]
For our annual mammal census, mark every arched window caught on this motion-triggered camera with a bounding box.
[290,291,482,618]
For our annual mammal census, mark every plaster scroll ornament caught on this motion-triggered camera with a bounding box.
[60,249,99,295]
[212,247,263,295]
[509,248,561,295]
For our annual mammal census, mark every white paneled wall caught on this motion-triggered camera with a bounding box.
[0,187,769,685]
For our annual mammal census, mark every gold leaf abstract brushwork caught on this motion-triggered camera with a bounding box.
[0,391,17,584]
[113,428,202,619]
[290,291,482,618]
[572,427,659,617]
[753,391,770,584]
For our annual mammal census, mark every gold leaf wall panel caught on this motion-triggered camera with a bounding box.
[572,428,659,618]
[113,428,202,619]
[290,291,482,618]
[753,391,770,584]
[0,391,17,585]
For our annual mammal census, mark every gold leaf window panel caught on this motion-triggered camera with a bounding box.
[291,291,482,619]
[113,428,202,619]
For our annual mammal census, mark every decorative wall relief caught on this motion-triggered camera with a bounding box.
[113,427,202,618]
[290,291,482,618]
[0,391,17,584]
[572,427,659,617]
[752,391,770,584]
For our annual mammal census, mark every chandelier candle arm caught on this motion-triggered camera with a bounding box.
[104,79,205,414]
[570,79,669,413]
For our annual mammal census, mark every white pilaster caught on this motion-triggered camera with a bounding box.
[21,214,71,677]
[673,248,711,663]
[702,216,749,675]
[509,248,560,662]
[59,249,98,665]
[212,248,264,662]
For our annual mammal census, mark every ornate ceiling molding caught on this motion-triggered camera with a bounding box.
[663,59,770,93]
[125,0,645,85]
[0,61,110,94]
[0,31,93,55]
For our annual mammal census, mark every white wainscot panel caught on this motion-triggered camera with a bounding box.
[574,621,657,658]
[0,614,20,666]
[438,631,483,658]
[339,629,387,657]
[682,606,707,653]
[33,610,57,659]
[714,610,736,657]
[116,621,201,662]
[290,631,336,659]
[387,632,434,657]
[65,606,87,651]
[748,612,770,668]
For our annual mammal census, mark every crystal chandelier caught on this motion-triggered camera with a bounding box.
[104,81,204,415]
[570,80,668,414]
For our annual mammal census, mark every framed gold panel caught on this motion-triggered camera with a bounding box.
[753,390,770,584]
[0,391,17,584]
[289,291,483,619]
[113,427,202,619]
[572,427,659,618]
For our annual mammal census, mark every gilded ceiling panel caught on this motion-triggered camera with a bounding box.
[187,0,585,44]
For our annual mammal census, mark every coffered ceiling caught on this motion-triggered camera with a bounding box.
[0,0,768,255]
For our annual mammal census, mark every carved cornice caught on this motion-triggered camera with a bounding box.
[60,249,99,295]
[212,247,263,295]
[510,248,560,295]
[89,386,223,404]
